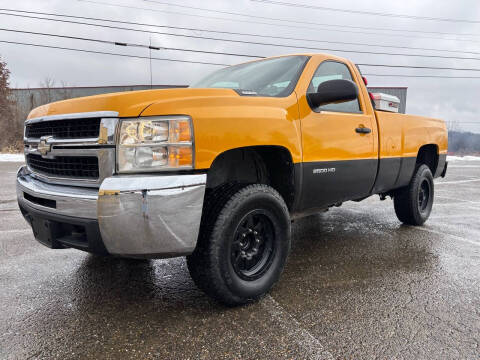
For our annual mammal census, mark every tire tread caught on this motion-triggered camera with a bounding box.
[394,164,434,226]
[187,183,290,306]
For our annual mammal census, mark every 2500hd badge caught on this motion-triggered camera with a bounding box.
[313,168,336,174]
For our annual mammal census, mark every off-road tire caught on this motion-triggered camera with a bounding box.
[394,164,434,226]
[187,184,291,306]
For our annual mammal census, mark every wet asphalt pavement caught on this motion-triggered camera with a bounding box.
[1,161,479,359]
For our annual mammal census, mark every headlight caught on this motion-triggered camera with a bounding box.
[117,116,193,173]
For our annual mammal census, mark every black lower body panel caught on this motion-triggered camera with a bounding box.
[435,154,448,178]
[19,202,109,255]
[294,154,445,213]
[373,156,417,194]
[297,159,378,211]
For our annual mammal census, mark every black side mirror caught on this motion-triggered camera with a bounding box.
[307,79,358,109]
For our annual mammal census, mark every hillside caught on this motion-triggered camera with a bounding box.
[449,131,480,154]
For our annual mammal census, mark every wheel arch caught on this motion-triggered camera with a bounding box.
[416,143,439,174]
[205,145,296,210]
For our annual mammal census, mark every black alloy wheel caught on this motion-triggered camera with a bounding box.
[231,210,275,281]
[418,179,431,214]
[394,164,434,226]
[187,184,291,306]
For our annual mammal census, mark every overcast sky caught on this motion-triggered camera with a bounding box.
[0,0,479,133]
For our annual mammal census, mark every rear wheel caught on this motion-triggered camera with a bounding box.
[187,184,291,306]
[394,164,434,226]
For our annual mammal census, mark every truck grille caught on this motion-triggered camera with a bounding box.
[25,118,101,139]
[26,154,99,179]
[24,112,118,186]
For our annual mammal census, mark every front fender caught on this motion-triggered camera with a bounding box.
[141,93,303,169]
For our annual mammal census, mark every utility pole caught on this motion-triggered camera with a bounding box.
[149,36,153,89]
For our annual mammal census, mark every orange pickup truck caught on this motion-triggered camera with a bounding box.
[17,53,448,305]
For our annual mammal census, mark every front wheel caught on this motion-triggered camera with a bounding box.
[394,164,434,226]
[187,184,291,306]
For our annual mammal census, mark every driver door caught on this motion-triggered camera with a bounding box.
[299,60,377,210]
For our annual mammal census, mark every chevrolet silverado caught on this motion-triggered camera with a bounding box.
[17,54,448,305]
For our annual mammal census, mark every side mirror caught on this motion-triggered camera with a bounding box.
[307,79,358,109]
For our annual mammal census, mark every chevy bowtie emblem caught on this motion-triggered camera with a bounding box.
[37,135,53,156]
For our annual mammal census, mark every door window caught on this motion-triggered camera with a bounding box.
[307,61,361,113]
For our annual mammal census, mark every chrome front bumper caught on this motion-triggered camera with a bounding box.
[16,166,206,258]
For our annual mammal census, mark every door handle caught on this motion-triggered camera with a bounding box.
[355,127,371,134]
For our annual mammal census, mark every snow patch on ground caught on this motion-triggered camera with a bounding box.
[447,155,480,162]
[0,154,24,162]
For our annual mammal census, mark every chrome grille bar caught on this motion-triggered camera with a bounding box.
[23,111,119,188]
[26,117,101,139]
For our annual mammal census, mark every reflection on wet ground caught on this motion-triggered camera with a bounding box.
[1,161,479,359]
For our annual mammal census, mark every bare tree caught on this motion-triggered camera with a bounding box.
[39,77,56,104]
[447,120,459,132]
[0,56,20,152]
[449,131,480,155]
[58,80,73,100]
[37,78,74,105]
[0,57,10,115]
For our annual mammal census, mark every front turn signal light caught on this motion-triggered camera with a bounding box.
[169,119,192,143]
[168,146,193,167]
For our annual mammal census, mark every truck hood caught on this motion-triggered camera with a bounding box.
[27,88,240,119]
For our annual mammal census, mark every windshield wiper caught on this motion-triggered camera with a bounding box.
[234,89,258,96]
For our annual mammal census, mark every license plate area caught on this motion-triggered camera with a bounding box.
[30,217,88,249]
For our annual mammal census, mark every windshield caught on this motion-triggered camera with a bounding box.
[191,55,310,97]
